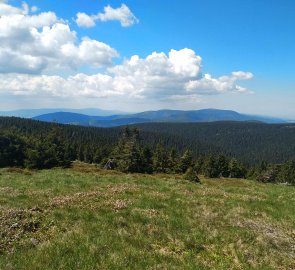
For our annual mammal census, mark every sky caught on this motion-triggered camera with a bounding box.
[0,0,294,118]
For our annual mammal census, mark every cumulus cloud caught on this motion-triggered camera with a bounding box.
[75,4,138,28]
[185,72,253,95]
[0,2,118,74]
[0,49,253,101]
[0,73,120,98]
[97,4,139,27]
[108,48,203,98]
[0,1,29,15]
[0,2,253,105]
[75,12,96,28]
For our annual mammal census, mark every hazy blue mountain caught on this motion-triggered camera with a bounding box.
[32,109,286,127]
[0,108,126,118]
[33,112,118,125]
[128,109,285,123]
[33,112,150,127]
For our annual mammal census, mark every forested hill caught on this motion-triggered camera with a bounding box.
[0,116,221,159]
[1,116,295,164]
[133,122,295,164]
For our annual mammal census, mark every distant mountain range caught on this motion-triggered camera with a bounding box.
[0,108,126,118]
[31,109,287,127]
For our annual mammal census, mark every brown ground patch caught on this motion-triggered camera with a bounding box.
[111,199,129,212]
[0,187,20,196]
[2,168,33,175]
[0,207,45,253]
[49,191,102,207]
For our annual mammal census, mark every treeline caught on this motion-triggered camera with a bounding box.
[3,116,295,165]
[109,127,244,176]
[0,117,117,168]
[106,127,295,185]
[0,117,223,159]
[0,121,294,185]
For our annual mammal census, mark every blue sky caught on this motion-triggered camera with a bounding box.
[0,0,294,117]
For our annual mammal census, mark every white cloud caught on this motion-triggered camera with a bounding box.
[0,49,47,74]
[185,72,253,95]
[75,12,96,28]
[0,49,253,101]
[0,1,29,15]
[75,4,138,28]
[0,3,119,73]
[108,48,203,98]
[60,37,119,68]
[0,73,118,98]
[97,4,138,27]
[0,2,253,106]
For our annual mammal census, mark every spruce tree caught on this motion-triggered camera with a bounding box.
[167,148,179,173]
[153,144,168,173]
[229,158,246,178]
[179,150,193,173]
[112,127,142,173]
[0,133,25,168]
[195,157,204,174]
[277,160,295,185]
[203,155,219,178]
[216,155,229,177]
[141,146,153,174]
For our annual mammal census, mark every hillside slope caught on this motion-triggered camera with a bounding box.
[134,121,295,164]
[0,164,294,269]
[1,116,295,164]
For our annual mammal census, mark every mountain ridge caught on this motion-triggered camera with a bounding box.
[0,108,127,118]
[32,109,286,127]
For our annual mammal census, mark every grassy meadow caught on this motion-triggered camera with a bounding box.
[0,162,294,270]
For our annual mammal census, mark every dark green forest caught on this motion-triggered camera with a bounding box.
[135,122,295,164]
[0,116,294,185]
